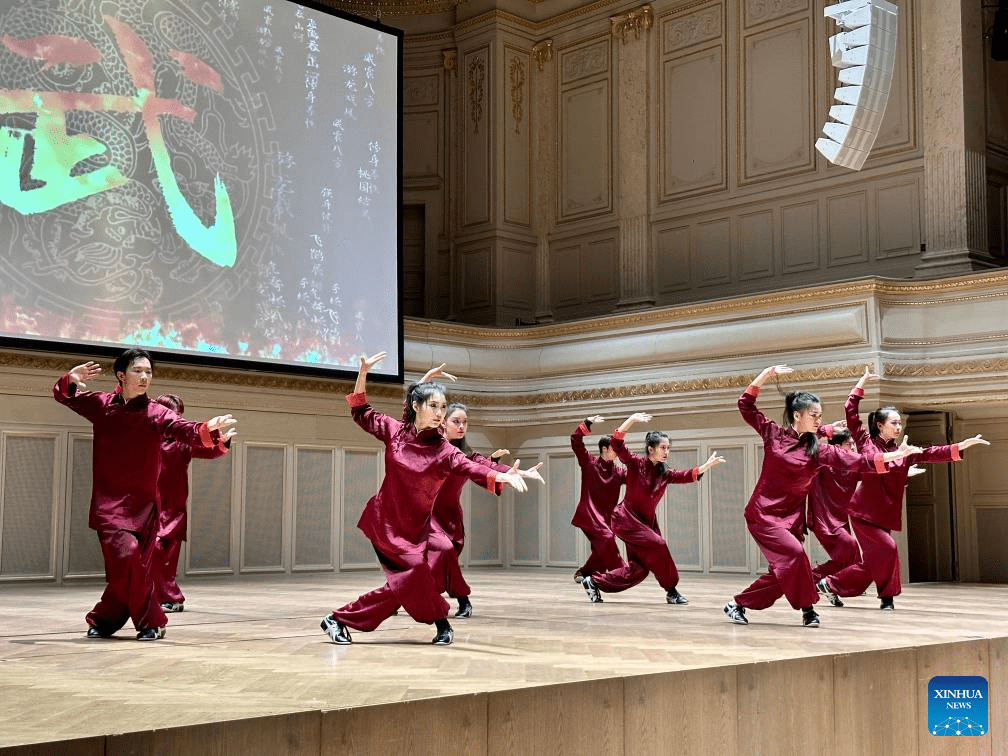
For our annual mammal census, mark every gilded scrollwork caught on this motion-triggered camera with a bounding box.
[611,5,653,44]
[468,56,485,134]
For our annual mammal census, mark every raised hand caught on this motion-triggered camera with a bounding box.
[587,415,605,425]
[420,362,457,384]
[68,361,101,389]
[491,449,510,460]
[856,364,881,389]
[220,428,238,442]
[360,352,386,372]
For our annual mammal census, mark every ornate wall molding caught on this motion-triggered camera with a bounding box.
[443,49,457,72]
[532,39,554,72]
[611,5,654,44]
[510,58,525,133]
[661,4,722,54]
[467,57,485,133]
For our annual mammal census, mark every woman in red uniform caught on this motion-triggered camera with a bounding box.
[429,400,543,619]
[53,350,236,641]
[581,412,724,605]
[321,352,527,646]
[816,367,990,610]
[152,394,234,613]
[724,365,920,628]
[806,429,861,605]
[571,415,627,583]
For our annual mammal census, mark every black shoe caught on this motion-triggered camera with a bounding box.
[160,601,184,612]
[666,589,688,605]
[432,624,454,645]
[815,578,843,607]
[582,575,603,603]
[321,614,352,644]
[455,596,472,619]
[724,601,748,625]
[880,597,895,611]
[573,572,584,584]
[802,608,820,627]
[136,627,166,641]
[86,625,111,639]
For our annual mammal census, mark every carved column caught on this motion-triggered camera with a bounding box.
[917,0,996,275]
[532,39,555,323]
[612,5,656,309]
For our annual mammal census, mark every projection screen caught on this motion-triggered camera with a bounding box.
[0,0,403,381]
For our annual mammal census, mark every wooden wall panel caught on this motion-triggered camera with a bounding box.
[548,454,577,566]
[504,47,531,226]
[833,649,918,755]
[741,18,814,182]
[470,484,500,564]
[1,435,55,577]
[655,224,691,294]
[463,47,490,226]
[738,209,775,280]
[188,451,234,573]
[559,81,612,219]
[242,445,285,571]
[737,655,835,756]
[709,445,748,572]
[877,179,922,259]
[624,667,738,756]
[342,450,379,568]
[487,680,623,756]
[665,448,701,569]
[294,447,334,569]
[660,46,725,199]
[826,191,869,267]
[694,218,732,287]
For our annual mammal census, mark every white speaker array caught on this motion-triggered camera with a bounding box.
[816,0,899,171]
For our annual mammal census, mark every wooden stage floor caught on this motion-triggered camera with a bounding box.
[1,568,1006,755]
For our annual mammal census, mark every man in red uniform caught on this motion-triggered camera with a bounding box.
[152,394,234,613]
[54,349,236,640]
[570,416,627,583]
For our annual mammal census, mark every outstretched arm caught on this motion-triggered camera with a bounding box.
[956,435,990,452]
[854,364,880,392]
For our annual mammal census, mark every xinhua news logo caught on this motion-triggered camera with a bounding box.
[928,676,988,736]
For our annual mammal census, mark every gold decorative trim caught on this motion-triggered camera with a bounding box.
[444,366,866,408]
[467,57,485,133]
[532,39,554,72]
[509,58,525,133]
[884,359,1008,378]
[443,49,457,72]
[320,0,465,18]
[611,5,654,44]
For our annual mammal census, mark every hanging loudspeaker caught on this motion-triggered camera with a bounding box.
[816,0,899,171]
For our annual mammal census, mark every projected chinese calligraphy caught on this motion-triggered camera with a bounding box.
[0,0,402,378]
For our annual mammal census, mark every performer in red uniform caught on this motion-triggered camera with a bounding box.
[580,412,724,605]
[430,399,543,618]
[724,365,920,628]
[806,429,861,605]
[53,350,236,641]
[152,394,234,613]
[321,352,528,646]
[817,366,990,610]
[570,416,627,582]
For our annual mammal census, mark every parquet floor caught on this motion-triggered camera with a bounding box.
[1,568,1006,748]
